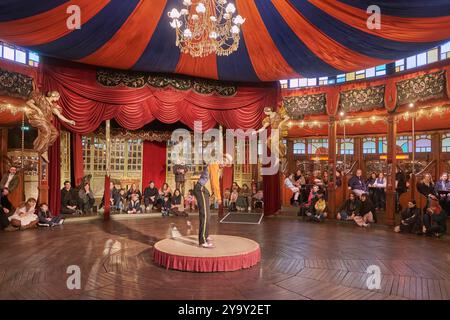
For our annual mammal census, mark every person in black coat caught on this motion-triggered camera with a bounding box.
[143,181,159,210]
[61,181,79,215]
[126,193,142,214]
[337,192,361,221]
[394,200,421,234]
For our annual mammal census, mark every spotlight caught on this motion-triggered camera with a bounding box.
[409,103,414,108]
[339,111,345,117]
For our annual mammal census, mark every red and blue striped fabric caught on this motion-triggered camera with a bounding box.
[0,0,449,82]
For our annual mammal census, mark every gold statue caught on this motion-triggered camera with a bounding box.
[26,91,75,163]
[254,106,290,173]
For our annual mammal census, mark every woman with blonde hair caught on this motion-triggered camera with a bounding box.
[8,198,38,230]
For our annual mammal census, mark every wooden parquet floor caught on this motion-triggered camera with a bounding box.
[0,215,448,300]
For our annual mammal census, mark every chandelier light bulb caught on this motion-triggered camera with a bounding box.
[233,15,245,25]
[223,13,231,19]
[209,31,218,39]
[183,28,193,38]
[225,3,236,14]
[170,19,182,28]
[191,14,199,20]
[210,16,217,22]
[182,0,192,6]
[218,0,227,4]
[168,8,181,19]
[196,3,206,13]
[180,9,188,15]
[231,25,240,34]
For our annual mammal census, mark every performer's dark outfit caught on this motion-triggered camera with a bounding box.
[194,163,221,245]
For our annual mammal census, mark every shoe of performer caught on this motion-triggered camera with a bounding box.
[207,236,213,242]
[200,243,214,248]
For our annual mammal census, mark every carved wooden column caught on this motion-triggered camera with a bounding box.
[327,116,337,218]
[354,137,363,174]
[38,159,49,205]
[385,114,397,226]
[0,128,7,174]
[432,133,441,180]
[286,139,294,173]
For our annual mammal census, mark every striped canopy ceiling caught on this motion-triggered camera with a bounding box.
[1,0,450,82]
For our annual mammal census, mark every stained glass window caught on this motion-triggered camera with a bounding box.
[442,133,450,152]
[293,139,306,155]
[363,137,377,154]
[307,138,328,155]
[378,137,387,154]
[396,135,412,153]
[415,134,431,152]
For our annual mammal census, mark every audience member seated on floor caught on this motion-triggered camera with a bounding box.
[79,182,95,214]
[209,194,219,210]
[61,181,80,215]
[0,196,15,231]
[1,187,13,214]
[100,181,120,212]
[38,203,64,227]
[252,190,264,210]
[127,193,142,214]
[298,185,319,217]
[373,172,386,210]
[170,189,187,216]
[236,183,251,212]
[306,191,327,222]
[229,183,239,211]
[284,173,300,205]
[394,200,421,234]
[161,193,171,217]
[143,181,158,211]
[127,183,142,201]
[353,193,376,227]
[337,192,361,221]
[423,198,447,237]
[118,189,127,211]
[184,189,197,212]
[348,169,367,198]
[223,188,231,208]
[8,198,38,231]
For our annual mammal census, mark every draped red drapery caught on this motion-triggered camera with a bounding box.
[71,133,84,186]
[41,59,279,134]
[142,141,167,190]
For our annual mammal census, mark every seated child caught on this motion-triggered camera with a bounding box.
[38,203,64,227]
[127,193,143,214]
[223,188,231,208]
[184,189,197,211]
[253,190,264,210]
[306,191,327,222]
[229,189,238,212]
[161,195,171,217]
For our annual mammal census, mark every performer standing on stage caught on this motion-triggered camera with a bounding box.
[194,153,232,248]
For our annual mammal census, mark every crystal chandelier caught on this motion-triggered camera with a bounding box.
[168,0,245,58]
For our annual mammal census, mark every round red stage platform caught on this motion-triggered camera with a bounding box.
[153,235,261,272]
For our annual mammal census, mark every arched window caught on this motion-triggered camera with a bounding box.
[396,135,412,153]
[442,133,450,152]
[339,138,354,155]
[415,135,432,152]
[293,139,306,155]
[363,137,376,154]
[307,138,328,155]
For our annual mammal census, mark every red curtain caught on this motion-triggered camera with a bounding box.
[142,141,167,189]
[263,172,281,216]
[41,58,279,134]
[48,120,61,215]
[71,132,84,186]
